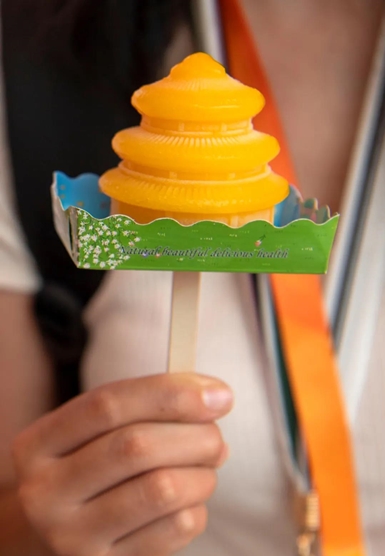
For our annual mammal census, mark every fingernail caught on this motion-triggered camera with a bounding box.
[202,388,233,411]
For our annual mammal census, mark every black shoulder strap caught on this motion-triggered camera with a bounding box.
[1,0,192,402]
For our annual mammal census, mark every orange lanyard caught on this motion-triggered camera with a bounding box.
[220,1,366,555]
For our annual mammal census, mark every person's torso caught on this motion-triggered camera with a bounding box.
[2,1,385,553]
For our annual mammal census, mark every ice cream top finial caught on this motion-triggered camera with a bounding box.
[170,52,225,77]
[131,52,265,123]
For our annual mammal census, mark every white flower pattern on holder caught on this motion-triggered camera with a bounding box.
[77,213,132,270]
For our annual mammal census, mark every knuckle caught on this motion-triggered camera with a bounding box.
[162,384,189,417]
[145,469,179,509]
[160,377,212,420]
[11,434,24,466]
[17,482,36,513]
[172,509,198,536]
[164,385,184,414]
[117,426,151,462]
[18,480,95,556]
[88,389,120,431]
[11,431,32,475]
[168,506,208,552]
[173,505,208,538]
[44,524,100,556]
[44,524,73,555]
[18,477,48,521]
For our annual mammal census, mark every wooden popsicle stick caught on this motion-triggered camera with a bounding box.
[168,272,201,373]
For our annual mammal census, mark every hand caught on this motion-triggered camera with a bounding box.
[12,373,233,556]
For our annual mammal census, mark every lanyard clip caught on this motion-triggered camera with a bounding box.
[297,532,317,556]
[296,491,320,556]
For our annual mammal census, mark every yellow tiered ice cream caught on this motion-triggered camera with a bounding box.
[100,53,289,227]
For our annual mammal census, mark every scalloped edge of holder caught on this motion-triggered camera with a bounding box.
[51,173,339,274]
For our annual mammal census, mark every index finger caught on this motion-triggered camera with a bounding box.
[14,373,233,462]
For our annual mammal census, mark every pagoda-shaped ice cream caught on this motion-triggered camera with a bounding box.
[100,53,289,227]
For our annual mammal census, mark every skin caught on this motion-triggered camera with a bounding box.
[0,292,54,555]
[242,0,383,211]
[0,1,383,555]
[0,303,232,556]
[12,373,232,556]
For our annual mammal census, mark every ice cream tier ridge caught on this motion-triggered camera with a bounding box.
[99,52,289,227]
